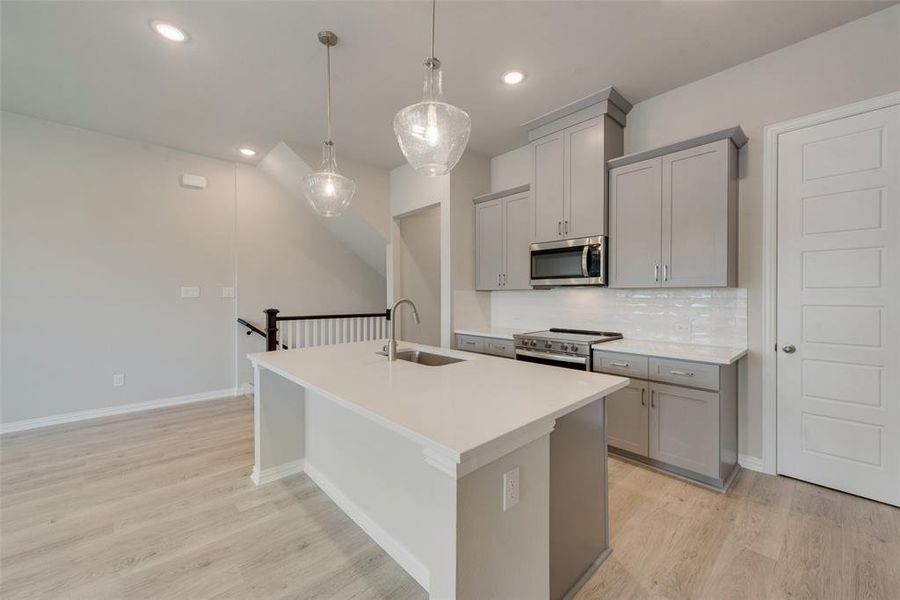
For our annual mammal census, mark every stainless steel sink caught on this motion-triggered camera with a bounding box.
[377,349,465,366]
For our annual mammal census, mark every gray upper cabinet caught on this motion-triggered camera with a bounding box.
[530,116,624,242]
[609,157,663,288]
[531,132,565,242]
[475,199,503,290]
[503,191,532,289]
[565,117,609,239]
[608,127,744,289]
[662,139,737,287]
[473,186,532,290]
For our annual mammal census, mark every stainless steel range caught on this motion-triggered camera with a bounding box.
[513,328,623,371]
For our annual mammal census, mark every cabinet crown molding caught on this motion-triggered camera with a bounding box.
[522,86,632,141]
[472,184,530,205]
[608,126,748,170]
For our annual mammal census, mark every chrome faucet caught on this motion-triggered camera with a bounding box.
[386,298,420,360]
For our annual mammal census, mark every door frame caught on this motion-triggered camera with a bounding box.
[761,91,900,475]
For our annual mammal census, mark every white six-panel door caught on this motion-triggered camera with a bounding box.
[777,103,899,506]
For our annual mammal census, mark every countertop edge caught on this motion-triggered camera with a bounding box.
[591,343,748,365]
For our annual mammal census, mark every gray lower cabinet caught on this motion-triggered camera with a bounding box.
[595,349,738,489]
[649,382,720,479]
[455,334,515,359]
[473,186,532,290]
[606,380,649,456]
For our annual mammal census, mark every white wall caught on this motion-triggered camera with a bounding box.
[487,6,900,461]
[1,113,388,425]
[1,113,237,423]
[394,206,441,345]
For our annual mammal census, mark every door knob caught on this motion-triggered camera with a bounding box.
[782,344,796,354]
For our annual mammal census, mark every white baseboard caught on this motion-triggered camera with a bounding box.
[0,387,241,434]
[250,459,307,486]
[304,461,430,592]
[739,454,766,473]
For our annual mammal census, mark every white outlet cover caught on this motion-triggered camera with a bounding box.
[503,467,520,511]
[222,287,235,298]
[180,174,207,189]
[181,286,200,298]
[112,373,125,387]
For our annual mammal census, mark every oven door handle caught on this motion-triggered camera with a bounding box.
[515,349,589,365]
[582,245,590,277]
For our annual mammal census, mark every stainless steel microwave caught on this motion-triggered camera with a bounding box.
[530,236,607,287]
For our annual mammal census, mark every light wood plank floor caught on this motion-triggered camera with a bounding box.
[2,396,898,599]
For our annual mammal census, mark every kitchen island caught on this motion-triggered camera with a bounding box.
[248,340,628,600]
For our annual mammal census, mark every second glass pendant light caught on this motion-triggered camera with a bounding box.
[393,0,471,176]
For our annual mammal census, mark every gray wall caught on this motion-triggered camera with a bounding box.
[1,113,387,425]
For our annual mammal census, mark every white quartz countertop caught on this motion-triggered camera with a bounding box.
[454,327,532,341]
[249,340,628,475]
[592,339,748,365]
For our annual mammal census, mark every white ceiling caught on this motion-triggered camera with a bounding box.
[2,1,894,169]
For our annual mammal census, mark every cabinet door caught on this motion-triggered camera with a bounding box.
[649,382,719,478]
[502,192,532,289]
[662,139,731,287]
[609,157,662,288]
[531,132,565,242]
[475,199,503,290]
[607,380,649,456]
[565,117,606,238]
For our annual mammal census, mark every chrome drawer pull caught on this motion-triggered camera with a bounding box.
[641,389,646,407]
[609,361,629,368]
[669,370,694,377]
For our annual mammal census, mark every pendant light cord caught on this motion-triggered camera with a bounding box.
[325,42,333,142]
[430,0,436,60]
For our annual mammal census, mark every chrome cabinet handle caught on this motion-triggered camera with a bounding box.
[497,274,501,285]
[610,361,629,368]
[641,389,646,407]
[664,264,669,281]
[654,265,659,282]
[782,344,796,354]
[669,370,694,377]
[503,273,507,286]
[650,389,656,408]
[557,221,561,236]
[564,220,569,235]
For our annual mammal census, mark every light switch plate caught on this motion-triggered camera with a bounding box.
[112,373,125,387]
[181,286,200,298]
[503,467,520,511]
[222,287,235,298]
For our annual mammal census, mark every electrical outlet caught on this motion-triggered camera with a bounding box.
[112,373,125,387]
[503,467,520,511]
[181,286,200,298]
[221,287,235,298]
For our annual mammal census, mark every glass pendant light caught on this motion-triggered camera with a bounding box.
[393,0,471,176]
[303,31,356,217]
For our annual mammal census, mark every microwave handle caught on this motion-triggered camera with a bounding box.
[582,246,590,277]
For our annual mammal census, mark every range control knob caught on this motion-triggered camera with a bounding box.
[560,344,569,351]
[544,342,552,349]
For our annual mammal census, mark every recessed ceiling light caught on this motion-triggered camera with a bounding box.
[238,148,257,157]
[151,20,189,43]
[501,70,526,85]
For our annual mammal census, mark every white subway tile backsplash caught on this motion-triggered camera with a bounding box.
[490,288,747,348]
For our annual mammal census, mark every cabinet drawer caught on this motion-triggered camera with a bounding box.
[456,335,485,353]
[484,338,515,358]
[649,358,719,391]
[592,350,649,379]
